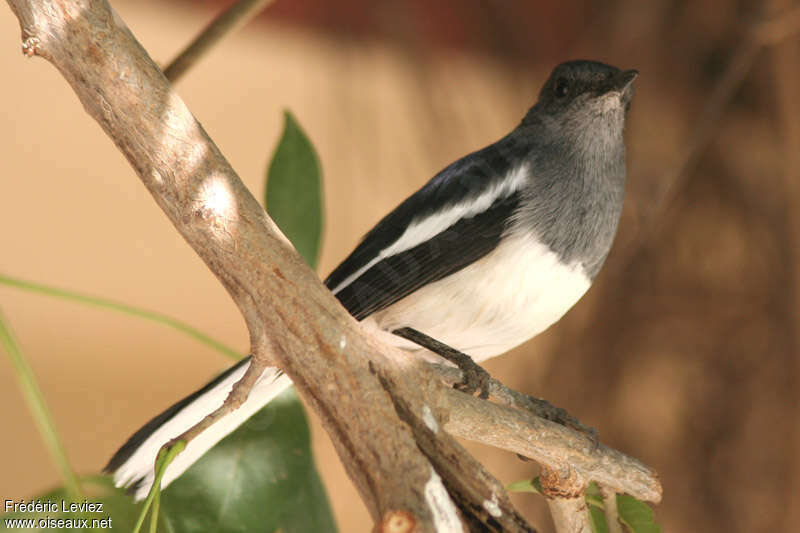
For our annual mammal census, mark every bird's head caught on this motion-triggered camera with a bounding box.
[535,60,638,123]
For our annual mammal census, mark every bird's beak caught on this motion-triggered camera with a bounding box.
[614,69,639,92]
[611,69,638,105]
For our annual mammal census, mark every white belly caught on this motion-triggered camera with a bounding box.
[366,232,592,362]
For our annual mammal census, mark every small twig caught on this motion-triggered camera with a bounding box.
[547,497,590,533]
[429,363,660,501]
[170,353,270,445]
[541,466,591,533]
[163,0,276,82]
[441,384,662,502]
[600,485,623,533]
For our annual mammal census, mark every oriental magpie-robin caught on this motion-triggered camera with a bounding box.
[106,59,638,500]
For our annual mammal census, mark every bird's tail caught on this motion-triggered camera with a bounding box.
[104,356,293,501]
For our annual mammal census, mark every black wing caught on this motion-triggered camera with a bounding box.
[324,133,528,320]
[330,193,521,320]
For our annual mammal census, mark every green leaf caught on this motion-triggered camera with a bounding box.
[585,482,609,533]
[506,477,542,494]
[2,389,336,533]
[584,481,604,508]
[617,494,661,533]
[159,387,337,533]
[266,111,324,269]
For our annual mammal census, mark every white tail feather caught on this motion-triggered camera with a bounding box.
[109,360,292,501]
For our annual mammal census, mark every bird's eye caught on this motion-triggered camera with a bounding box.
[554,77,570,98]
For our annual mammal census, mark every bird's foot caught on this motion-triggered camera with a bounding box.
[392,327,491,399]
[449,351,491,399]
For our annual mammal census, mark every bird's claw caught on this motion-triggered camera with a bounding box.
[453,360,491,399]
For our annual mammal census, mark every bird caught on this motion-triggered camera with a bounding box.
[106,59,638,501]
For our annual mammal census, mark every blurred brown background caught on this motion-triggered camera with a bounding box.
[1,0,799,531]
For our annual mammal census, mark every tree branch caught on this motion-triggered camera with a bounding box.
[442,387,661,502]
[600,485,623,533]
[4,1,661,530]
[163,0,276,82]
[430,364,660,501]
